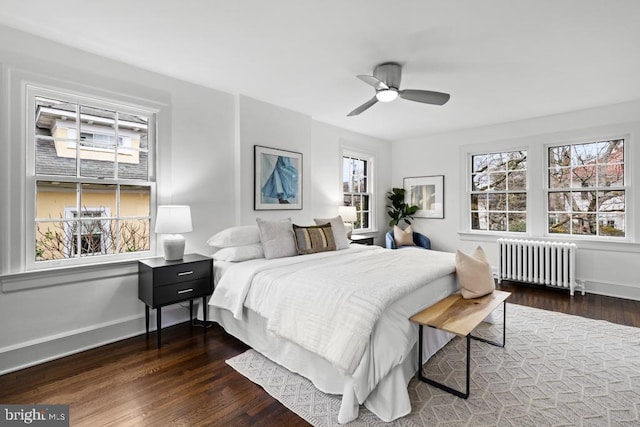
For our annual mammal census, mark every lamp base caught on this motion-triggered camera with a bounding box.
[162,234,185,261]
[344,223,354,239]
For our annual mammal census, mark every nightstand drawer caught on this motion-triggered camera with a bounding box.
[153,278,212,306]
[350,235,374,245]
[153,261,211,287]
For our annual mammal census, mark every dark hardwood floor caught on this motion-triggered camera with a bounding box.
[1,284,639,426]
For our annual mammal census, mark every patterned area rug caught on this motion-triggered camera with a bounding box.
[226,304,640,426]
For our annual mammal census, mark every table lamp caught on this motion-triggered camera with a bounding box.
[338,205,357,238]
[155,205,192,261]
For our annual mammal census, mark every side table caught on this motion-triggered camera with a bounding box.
[138,253,213,348]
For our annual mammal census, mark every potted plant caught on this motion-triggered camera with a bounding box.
[386,187,419,228]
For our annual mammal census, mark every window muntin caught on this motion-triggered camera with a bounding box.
[342,154,372,230]
[31,88,153,265]
[470,150,527,232]
[547,139,625,237]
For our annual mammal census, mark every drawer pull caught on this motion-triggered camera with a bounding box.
[177,288,193,294]
[177,271,193,276]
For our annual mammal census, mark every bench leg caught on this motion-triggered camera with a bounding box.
[417,325,470,399]
[470,300,507,348]
[416,301,507,399]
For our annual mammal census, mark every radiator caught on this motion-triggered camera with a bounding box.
[497,239,582,296]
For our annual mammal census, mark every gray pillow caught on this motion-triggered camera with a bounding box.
[256,218,298,259]
[313,216,350,250]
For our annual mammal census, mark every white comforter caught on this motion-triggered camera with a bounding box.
[211,246,456,375]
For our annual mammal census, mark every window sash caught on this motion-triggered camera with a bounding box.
[342,153,374,231]
[469,150,528,233]
[343,192,371,230]
[546,139,626,238]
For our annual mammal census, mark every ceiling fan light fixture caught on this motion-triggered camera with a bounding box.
[348,62,451,116]
[375,89,398,102]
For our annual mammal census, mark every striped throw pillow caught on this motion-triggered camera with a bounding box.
[293,223,337,255]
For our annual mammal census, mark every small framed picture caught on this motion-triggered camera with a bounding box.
[404,175,444,219]
[254,145,303,210]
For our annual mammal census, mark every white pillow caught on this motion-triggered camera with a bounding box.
[212,243,264,262]
[256,218,298,259]
[456,246,496,299]
[313,216,350,250]
[207,225,260,248]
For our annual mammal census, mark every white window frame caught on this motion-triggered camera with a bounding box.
[545,137,629,241]
[26,84,157,270]
[341,148,375,233]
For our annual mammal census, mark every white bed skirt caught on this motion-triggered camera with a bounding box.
[202,273,457,423]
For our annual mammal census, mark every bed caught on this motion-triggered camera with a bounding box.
[203,240,458,423]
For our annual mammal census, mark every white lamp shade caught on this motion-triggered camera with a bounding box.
[338,206,357,223]
[155,205,193,234]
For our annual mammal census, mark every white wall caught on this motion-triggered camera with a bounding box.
[235,96,391,243]
[0,25,237,373]
[0,25,391,374]
[237,95,312,225]
[310,120,392,244]
[392,101,640,300]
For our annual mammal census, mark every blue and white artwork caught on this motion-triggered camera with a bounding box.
[255,145,302,210]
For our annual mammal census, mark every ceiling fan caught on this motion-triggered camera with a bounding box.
[347,62,450,116]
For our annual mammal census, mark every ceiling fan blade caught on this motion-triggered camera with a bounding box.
[357,75,389,90]
[399,89,450,105]
[347,96,378,116]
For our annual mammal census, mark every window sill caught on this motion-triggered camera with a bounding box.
[352,230,378,236]
[458,231,640,253]
[1,258,142,293]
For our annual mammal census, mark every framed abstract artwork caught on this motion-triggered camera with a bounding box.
[403,175,444,219]
[254,145,303,210]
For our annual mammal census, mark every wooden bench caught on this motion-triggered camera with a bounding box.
[409,290,511,399]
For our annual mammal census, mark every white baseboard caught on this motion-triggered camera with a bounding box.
[0,305,190,375]
[584,280,640,301]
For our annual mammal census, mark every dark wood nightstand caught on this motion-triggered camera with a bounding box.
[138,253,213,348]
[350,235,374,245]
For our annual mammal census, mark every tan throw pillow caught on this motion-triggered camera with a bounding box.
[456,246,495,299]
[393,225,416,247]
[293,223,337,255]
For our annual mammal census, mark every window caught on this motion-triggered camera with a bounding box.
[30,86,154,266]
[547,139,625,237]
[342,153,373,231]
[470,150,527,232]
[80,132,130,148]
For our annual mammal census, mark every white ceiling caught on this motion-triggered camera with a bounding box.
[1,0,639,141]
